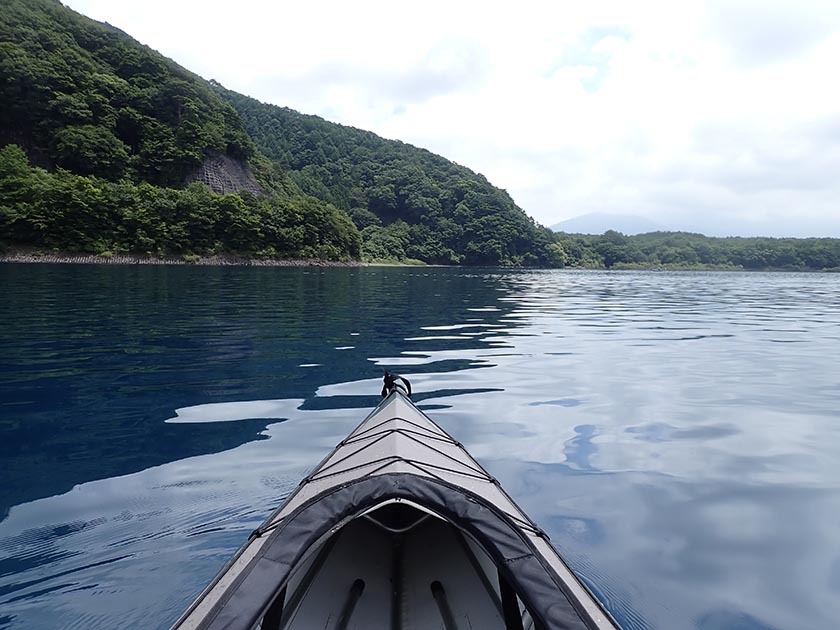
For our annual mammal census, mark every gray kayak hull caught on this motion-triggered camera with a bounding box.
[172,391,620,630]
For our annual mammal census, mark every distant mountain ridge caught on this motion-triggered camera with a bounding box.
[554,212,840,239]
[552,213,665,235]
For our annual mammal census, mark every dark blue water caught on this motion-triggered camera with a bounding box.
[1,264,839,630]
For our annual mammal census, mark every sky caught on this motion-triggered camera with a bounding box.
[63,0,840,237]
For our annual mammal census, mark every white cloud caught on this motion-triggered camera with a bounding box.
[64,0,840,236]
[706,0,840,67]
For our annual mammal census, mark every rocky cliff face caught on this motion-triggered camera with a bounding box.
[186,154,264,195]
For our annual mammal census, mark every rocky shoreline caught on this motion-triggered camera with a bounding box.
[0,251,360,267]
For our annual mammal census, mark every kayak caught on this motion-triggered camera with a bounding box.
[172,374,619,630]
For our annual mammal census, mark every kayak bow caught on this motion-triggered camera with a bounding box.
[172,377,619,630]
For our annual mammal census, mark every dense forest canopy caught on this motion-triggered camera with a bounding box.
[212,85,560,266]
[0,0,359,260]
[0,144,360,259]
[0,0,838,269]
[0,0,253,185]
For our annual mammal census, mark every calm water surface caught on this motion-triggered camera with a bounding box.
[1,264,839,630]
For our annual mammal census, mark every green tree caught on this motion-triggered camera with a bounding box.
[52,125,130,179]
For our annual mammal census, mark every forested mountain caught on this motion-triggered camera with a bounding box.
[0,0,253,186]
[0,0,558,265]
[212,86,560,266]
[0,0,359,260]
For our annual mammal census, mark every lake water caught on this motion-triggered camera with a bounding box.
[1,264,839,630]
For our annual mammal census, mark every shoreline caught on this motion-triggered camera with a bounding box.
[1,251,834,272]
[0,251,360,267]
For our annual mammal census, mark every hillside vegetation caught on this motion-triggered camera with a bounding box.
[0,0,558,265]
[0,0,253,185]
[555,230,840,271]
[213,85,560,266]
[0,0,358,260]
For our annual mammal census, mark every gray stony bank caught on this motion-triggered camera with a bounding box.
[0,252,360,267]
